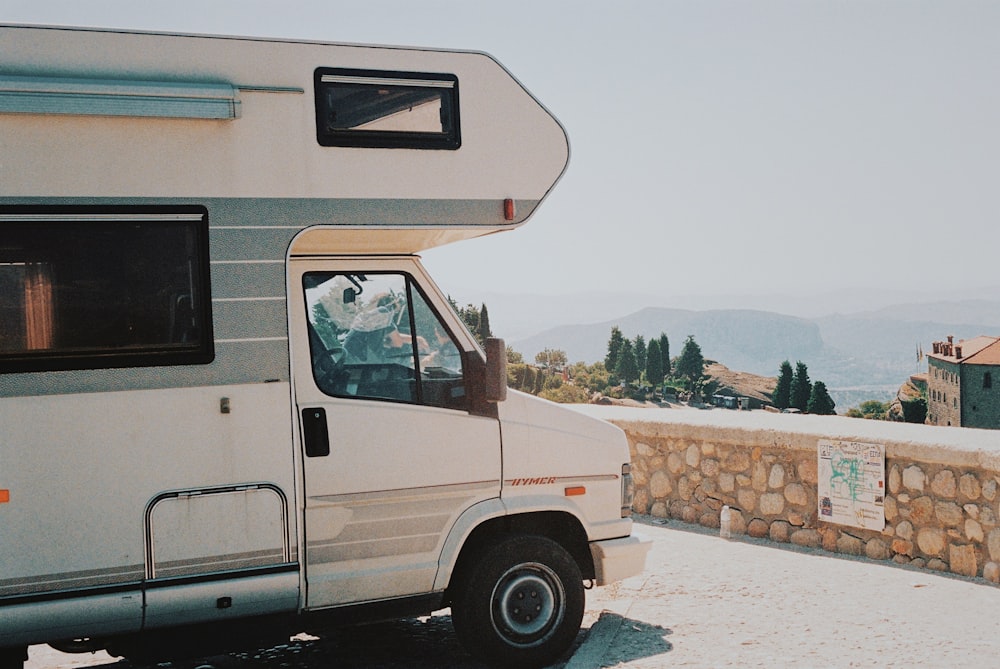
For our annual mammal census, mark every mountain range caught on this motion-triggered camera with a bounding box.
[486,297,1000,409]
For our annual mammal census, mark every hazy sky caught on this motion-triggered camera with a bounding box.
[8,1,1000,311]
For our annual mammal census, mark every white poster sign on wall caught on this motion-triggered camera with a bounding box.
[817,439,885,530]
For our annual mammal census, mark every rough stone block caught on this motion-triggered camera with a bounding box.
[723,451,751,473]
[927,558,948,572]
[865,538,890,560]
[931,470,957,498]
[949,543,978,578]
[759,492,785,516]
[681,505,698,524]
[903,465,926,492]
[987,528,1000,561]
[895,520,913,541]
[784,482,808,506]
[649,470,673,499]
[836,533,864,556]
[667,451,685,475]
[888,464,902,495]
[916,528,946,557]
[701,458,720,478]
[959,473,982,501]
[700,441,716,456]
[719,472,736,493]
[965,519,984,543]
[934,501,963,527]
[984,479,998,502]
[891,538,914,557]
[984,561,1000,584]
[747,518,769,538]
[677,476,693,502]
[797,459,818,486]
[650,501,668,518]
[737,488,756,512]
[768,463,786,489]
[790,529,822,548]
[699,511,720,529]
[821,527,839,552]
[685,444,701,468]
[908,496,934,524]
[884,496,898,522]
[769,520,791,543]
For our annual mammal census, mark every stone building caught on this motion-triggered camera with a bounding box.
[927,335,1000,428]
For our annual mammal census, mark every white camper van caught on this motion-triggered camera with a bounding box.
[0,24,649,669]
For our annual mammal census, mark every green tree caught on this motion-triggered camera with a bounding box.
[476,303,492,345]
[658,333,670,378]
[773,360,793,410]
[605,326,625,374]
[634,335,647,377]
[645,338,665,386]
[807,381,836,415]
[850,400,889,420]
[506,347,524,364]
[789,361,811,412]
[901,397,928,423]
[615,338,640,384]
[535,348,568,371]
[675,335,705,393]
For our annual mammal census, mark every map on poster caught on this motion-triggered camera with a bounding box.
[817,439,885,530]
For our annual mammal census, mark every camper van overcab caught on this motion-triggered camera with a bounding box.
[0,24,649,669]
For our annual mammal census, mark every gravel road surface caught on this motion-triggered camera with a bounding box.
[26,516,1000,668]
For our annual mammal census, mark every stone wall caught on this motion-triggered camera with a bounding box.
[574,406,1000,583]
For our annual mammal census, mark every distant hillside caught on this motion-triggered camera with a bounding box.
[510,300,1000,404]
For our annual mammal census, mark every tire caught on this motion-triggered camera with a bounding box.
[451,535,584,668]
[0,646,27,669]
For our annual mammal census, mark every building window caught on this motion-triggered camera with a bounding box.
[0,206,213,373]
[314,68,461,149]
[985,372,993,389]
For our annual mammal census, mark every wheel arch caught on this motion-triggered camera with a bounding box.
[442,509,594,606]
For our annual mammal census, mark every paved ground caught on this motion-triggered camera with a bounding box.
[26,516,1000,668]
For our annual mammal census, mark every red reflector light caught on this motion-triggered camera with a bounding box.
[503,198,516,221]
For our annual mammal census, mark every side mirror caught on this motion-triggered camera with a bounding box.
[484,337,507,403]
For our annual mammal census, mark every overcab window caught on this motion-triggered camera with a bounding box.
[0,207,213,373]
[314,68,460,149]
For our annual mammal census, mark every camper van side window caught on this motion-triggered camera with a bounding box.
[304,272,467,410]
[0,207,213,373]
[314,68,460,149]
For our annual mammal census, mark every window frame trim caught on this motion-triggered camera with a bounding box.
[302,269,468,410]
[0,204,215,374]
[313,67,461,150]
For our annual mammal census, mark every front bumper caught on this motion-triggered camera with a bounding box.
[588,535,651,586]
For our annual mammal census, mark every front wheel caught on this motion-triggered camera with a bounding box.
[451,535,584,668]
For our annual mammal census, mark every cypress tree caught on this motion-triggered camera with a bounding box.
[807,381,836,415]
[675,335,705,392]
[605,326,625,374]
[645,338,664,386]
[659,333,670,377]
[634,335,647,377]
[790,361,812,412]
[615,339,640,384]
[773,360,793,410]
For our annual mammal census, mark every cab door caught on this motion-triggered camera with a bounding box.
[289,257,501,609]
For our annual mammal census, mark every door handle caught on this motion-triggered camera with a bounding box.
[302,407,330,457]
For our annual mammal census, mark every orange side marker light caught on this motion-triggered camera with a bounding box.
[0,490,9,504]
[564,486,586,497]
